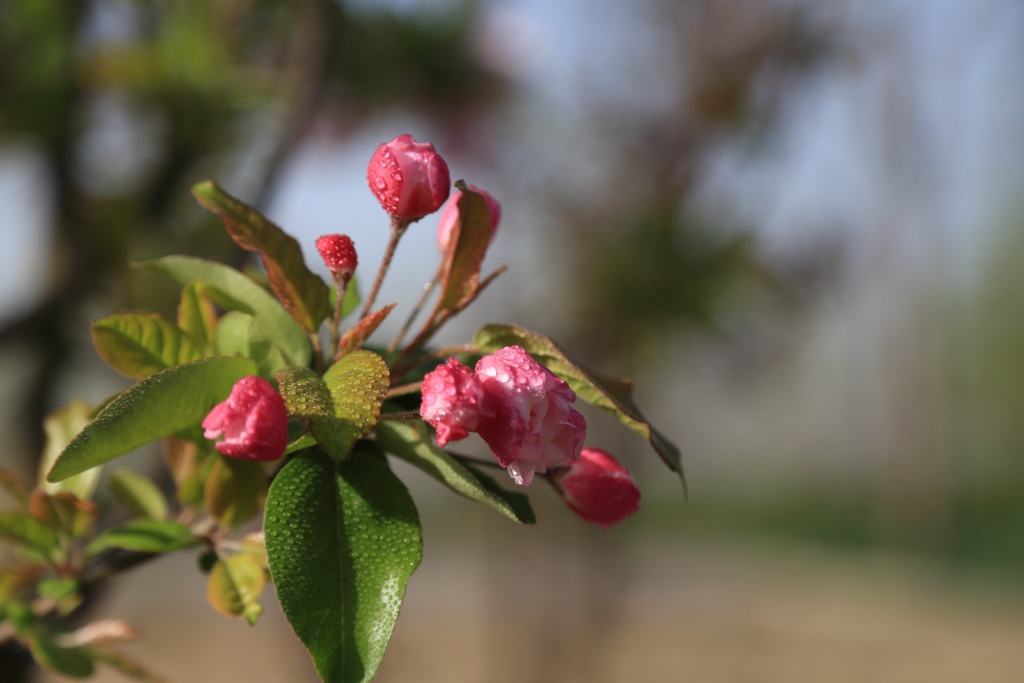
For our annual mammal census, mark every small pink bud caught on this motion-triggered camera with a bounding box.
[420,358,493,448]
[436,185,502,252]
[315,234,358,278]
[202,376,288,462]
[367,134,451,221]
[551,448,640,527]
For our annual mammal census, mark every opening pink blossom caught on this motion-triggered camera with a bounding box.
[419,346,586,486]
[202,376,289,462]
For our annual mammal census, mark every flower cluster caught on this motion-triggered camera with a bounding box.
[25,129,673,683]
[202,133,642,526]
[421,345,587,486]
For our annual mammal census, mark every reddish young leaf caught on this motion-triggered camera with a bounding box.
[335,303,396,359]
[435,182,496,313]
[0,469,29,507]
[191,181,330,334]
[28,491,98,539]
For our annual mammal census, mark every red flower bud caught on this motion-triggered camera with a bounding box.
[202,376,288,462]
[367,134,451,221]
[315,234,358,278]
[550,448,640,527]
[436,185,502,252]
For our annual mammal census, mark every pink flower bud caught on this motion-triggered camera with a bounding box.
[367,134,451,222]
[436,185,502,252]
[475,345,586,486]
[202,376,288,462]
[419,346,587,486]
[551,448,640,527]
[315,234,358,278]
[420,358,494,448]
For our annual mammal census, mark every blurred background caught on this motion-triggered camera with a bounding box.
[3,0,1024,680]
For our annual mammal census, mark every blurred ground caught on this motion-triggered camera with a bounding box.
[382,540,1024,683]
[35,497,1024,683]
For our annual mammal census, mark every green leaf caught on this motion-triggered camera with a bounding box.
[265,448,421,683]
[47,357,258,483]
[0,513,60,554]
[203,455,267,528]
[375,421,535,524]
[37,581,78,602]
[134,255,311,367]
[92,313,204,379]
[275,365,333,434]
[29,642,93,678]
[284,433,317,455]
[474,323,686,489]
[38,401,101,500]
[162,436,216,508]
[437,182,495,311]
[319,351,390,456]
[87,519,197,555]
[192,180,331,334]
[25,629,94,678]
[213,311,288,379]
[177,281,218,353]
[275,350,389,460]
[109,470,168,521]
[87,649,170,683]
[206,554,265,625]
[37,576,78,601]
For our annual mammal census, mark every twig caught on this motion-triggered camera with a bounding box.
[328,274,351,359]
[361,217,409,318]
[448,452,504,470]
[391,266,506,378]
[386,382,422,399]
[387,266,441,355]
[378,411,422,421]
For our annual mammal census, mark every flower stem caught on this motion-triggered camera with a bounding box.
[387,265,441,356]
[421,343,483,362]
[328,273,351,359]
[361,216,408,319]
[378,411,422,421]
[309,332,325,374]
[390,266,505,378]
[449,452,504,470]
[386,382,423,399]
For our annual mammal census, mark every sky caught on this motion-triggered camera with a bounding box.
[2,0,1023,319]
